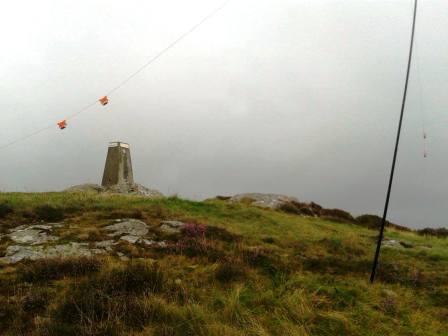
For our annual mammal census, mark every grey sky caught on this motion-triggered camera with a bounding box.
[0,0,447,229]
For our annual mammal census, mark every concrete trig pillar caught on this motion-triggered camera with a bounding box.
[102,142,134,187]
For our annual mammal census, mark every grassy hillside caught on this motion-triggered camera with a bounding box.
[0,192,447,336]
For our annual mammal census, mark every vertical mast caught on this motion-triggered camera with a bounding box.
[370,0,418,283]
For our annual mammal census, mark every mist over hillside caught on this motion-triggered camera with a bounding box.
[1,0,448,229]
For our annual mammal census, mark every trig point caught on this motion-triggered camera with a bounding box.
[66,141,163,197]
[102,141,134,187]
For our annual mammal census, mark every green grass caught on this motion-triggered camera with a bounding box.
[0,192,447,335]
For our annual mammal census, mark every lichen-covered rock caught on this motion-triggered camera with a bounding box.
[0,243,107,264]
[104,219,149,237]
[0,215,173,264]
[142,239,157,246]
[6,222,63,245]
[65,183,164,198]
[7,229,59,245]
[127,183,164,198]
[159,220,186,234]
[94,240,116,251]
[142,239,167,248]
[9,223,64,233]
[228,193,359,223]
[120,235,141,244]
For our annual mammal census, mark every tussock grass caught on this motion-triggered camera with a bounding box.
[0,202,13,219]
[215,259,248,283]
[33,204,65,221]
[17,257,103,282]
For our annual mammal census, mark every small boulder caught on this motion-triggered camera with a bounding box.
[94,240,116,251]
[103,219,149,237]
[117,252,130,261]
[120,235,141,244]
[383,239,401,248]
[142,239,167,248]
[142,239,157,246]
[159,220,186,234]
[7,226,60,245]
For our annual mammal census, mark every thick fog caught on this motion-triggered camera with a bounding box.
[1,0,447,229]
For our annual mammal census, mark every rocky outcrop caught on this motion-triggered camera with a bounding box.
[229,193,300,209]
[0,218,176,264]
[1,243,107,264]
[64,184,104,193]
[6,223,63,245]
[0,221,110,263]
[104,219,149,237]
[0,223,63,247]
[223,194,417,233]
[225,193,413,230]
[65,183,164,198]
[228,193,323,217]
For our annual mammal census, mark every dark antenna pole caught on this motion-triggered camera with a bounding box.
[370,0,418,283]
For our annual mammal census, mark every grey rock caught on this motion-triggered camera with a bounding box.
[27,225,54,231]
[94,240,116,251]
[120,235,141,244]
[7,229,59,245]
[65,184,104,193]
[2,245,45,263]
[130,184,164,198]
[141,239,167,248]
[95,240,116,248]
[142,239,157,246]
[117,252,129,261]
[0,242,107,264]
[8,225,29,232]
[383,239,401,248]
[9,222,63,233]
[65,183,164,198]
[104,219,149,237]
[157,241,168,248]
[105,183,164,198]
[230,193,299,209]
[6,222,64,245]
[159,220,186,234]
[44,222,64,228]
